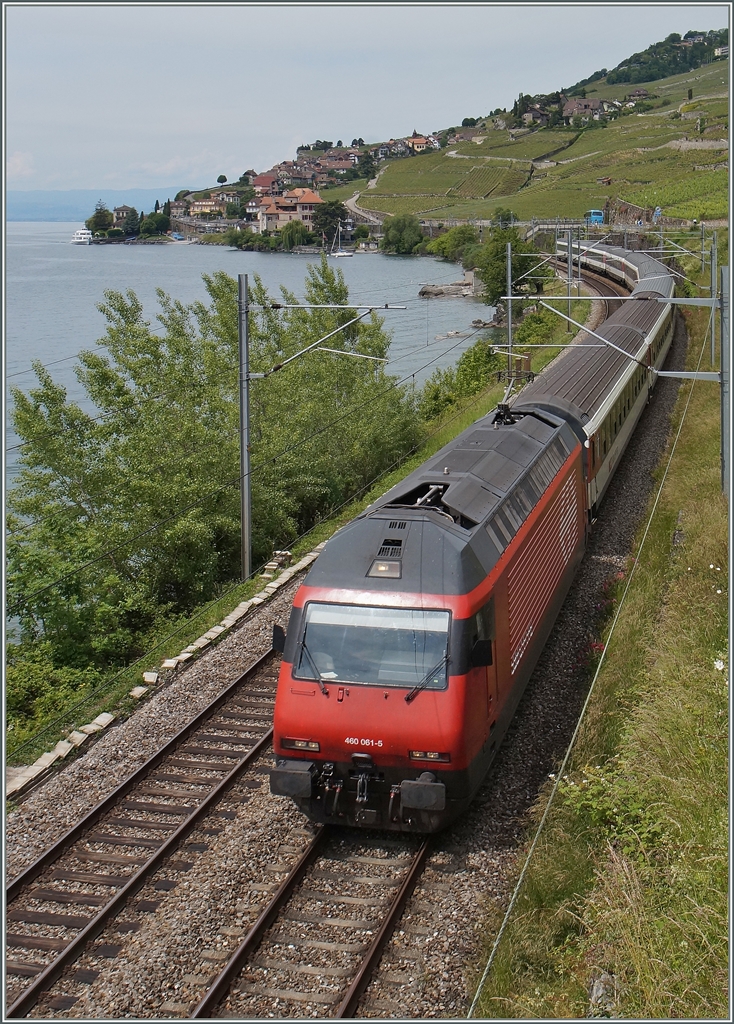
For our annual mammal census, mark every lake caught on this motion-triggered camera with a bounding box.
[5,223,497,481]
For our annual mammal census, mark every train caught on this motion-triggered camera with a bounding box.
[269,242,676,833]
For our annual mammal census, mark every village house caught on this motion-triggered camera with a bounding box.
[214,191,241,204]
[257,188,324,233]
[628,88,649,99]
[188,197,227,217]
[522,108,549,126]
[112,205,133,227]
[252,172,280,196]
[562,98,603,123]
[168,200,190,219]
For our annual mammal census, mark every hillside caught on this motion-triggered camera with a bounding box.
[565,27,727,91]
[356,59,728,224]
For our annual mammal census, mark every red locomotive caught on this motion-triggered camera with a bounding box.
[270,244,675,832]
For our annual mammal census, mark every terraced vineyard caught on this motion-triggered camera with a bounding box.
[450,165,530,198]
[352,60,728,223]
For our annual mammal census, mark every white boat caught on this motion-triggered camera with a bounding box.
[70,228,93,245]
[329,222,353,258]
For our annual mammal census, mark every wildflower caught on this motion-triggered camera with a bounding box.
[717,589,722,594]
[715,659,725,671]
[710,564,714,569]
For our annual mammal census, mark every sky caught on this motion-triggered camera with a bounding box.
[4,2,729,191]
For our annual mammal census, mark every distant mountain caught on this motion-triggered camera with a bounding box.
[6,188,189,222]
[564,26,728,94]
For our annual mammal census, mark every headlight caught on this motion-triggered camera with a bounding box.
[409,750,450,762]
[282,738,320,752]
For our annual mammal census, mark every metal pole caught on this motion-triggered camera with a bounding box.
[566,229,572,331]
[577,227,582,292]
[710,233,717,367]
[238,274,252,581]
[701,222,705,272]
[506,241,513,376]
[721,267,729,496]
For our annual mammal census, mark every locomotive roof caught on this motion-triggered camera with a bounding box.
[514,245,674,425]
[304,409,580,596]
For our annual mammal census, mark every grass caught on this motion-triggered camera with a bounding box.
[470,268,728,1018]
[317,177,370,202]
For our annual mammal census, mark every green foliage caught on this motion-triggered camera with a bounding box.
[107,228,124,238]
[6,641,103,733]
[312,200,348,243]
[605,29,727,85]
[353,224,370,240]
[139,211,170,235]
[472,228,552,305]
[418,339,501,419]
[7,258,421,724]
[425,224,478,261]
[380,214,424,254]
[280,219,310,249]
[85,199,113,234]
[217,174,227,184]
[357,150,376,180]
[123,207,140,236]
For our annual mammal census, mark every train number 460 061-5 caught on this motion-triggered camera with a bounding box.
[345,737,384,748]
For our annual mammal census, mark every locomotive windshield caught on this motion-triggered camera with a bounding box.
[295,603,450,690]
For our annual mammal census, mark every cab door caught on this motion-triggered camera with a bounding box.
[470,598,497,740]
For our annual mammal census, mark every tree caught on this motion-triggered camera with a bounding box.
[154,199,160,213]
[123,207,140,236]
[163,199,171,217]
[380,214,424,254]
[336,140,343,148]
[426,224,478,262]
[139,212,170,235]
[472,228,552,305]
[351,137,365,147]
[280,220,309,250]
[85,199,114,234]
[353,224,370,240]
[461,117,478,127]
[217,174,227,184]
[312,201,348,245]
[6,258,421,716]
[357,150,376,180]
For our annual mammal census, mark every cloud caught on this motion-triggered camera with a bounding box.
[6,150,35,180]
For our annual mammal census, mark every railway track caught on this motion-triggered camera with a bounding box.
[4,271,637,1019]
[5,650,280,1018]
[191,827,430,1019]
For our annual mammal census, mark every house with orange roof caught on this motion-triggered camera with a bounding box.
[257,188,324,233]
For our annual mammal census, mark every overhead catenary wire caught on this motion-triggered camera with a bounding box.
[467,317,711,1019]
[8,378,501,760]
[11,329,479,610]
[7,312,486,537]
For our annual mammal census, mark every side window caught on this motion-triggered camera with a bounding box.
[475,599,494,641]
[472,598,495,667]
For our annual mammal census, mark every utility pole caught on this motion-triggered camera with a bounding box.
[711,233,718,366]
[235,295,405,581]
[566,229,572,331]
[701,221,706,272]
[721,268,729,495]
[238,274,252,582]
[506,241,513,376]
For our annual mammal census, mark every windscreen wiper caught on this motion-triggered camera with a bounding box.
[300,640,329,696]
[405,653,449,704]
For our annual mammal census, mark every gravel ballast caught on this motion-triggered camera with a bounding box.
[6,313,687,1019]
